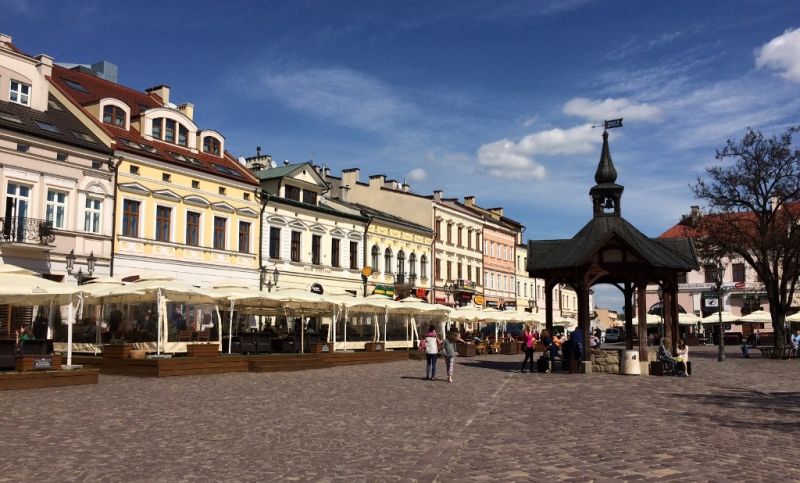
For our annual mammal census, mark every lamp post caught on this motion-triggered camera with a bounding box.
[713,263,726,362]
[528,297,536,313]
[260,265,279,292]
[65,250,96,285]
[443,280,454,306]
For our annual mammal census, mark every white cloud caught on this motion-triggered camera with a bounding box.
[756,27,800,83]
[406,168,427,181]
[476,124,598,179]
[254,66,417,133]
[563,97,664,122]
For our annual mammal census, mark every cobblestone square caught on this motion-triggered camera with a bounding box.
[1,346,798,482]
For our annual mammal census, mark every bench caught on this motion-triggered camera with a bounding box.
[650,360,692,376]
[757,346,796,359]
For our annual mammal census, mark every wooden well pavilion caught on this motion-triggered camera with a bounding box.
[527,130,699,370]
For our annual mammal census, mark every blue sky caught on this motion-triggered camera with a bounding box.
[4,0,800,310]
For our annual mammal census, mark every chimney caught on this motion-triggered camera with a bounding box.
[34,54,53,77]
[464,196,476,206]
[244,146,272,172]
[340,185,350,202]
[341,168,360,187]
[177,102,194,120]
[384,179,399,190]
[489,207,504,217]
[369,174,385,189]
[146,84,170,105]
[0,33,12,48]
[402,183,411,193]
[433,190,443,202]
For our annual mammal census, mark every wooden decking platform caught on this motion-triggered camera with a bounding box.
[72,351,410,378]
[0,368,99,391]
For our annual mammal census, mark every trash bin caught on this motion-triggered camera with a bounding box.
[620,350,641,375]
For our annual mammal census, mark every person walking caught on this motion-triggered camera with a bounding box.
[519,325,535,372]
[540,329,556,373]
[443,328,464,383]
[424,325,442,381]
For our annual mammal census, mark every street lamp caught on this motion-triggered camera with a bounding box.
[260,265,280,292]
[65,250,95,284]
[713,262,726,362]
[528,297,536,313]
[443,280,455,306]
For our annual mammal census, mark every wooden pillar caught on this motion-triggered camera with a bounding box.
[636,282,648,362]
[663,285,674,348]
[670,282,680,354]
[545,280,553,335]
[624,283,633,350]
[579,283,591,362]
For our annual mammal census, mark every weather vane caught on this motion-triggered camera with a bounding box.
[592,118,624,131]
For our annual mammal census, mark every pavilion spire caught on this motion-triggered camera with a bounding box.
[594,130,617,184]
[589,130,624,217]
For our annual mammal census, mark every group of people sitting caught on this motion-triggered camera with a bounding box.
[657,337,690,376]
[519,326,597,373]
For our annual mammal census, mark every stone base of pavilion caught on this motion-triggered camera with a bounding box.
[72,351,410,378]
[0,367,99,391]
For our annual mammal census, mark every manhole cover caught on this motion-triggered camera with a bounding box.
[197,431,242,441]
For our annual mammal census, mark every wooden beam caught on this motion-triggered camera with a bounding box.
[636,282,648,362]
[624,282,633,350]
[663,285,674,346]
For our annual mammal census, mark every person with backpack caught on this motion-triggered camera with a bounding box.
[422,325,442,381]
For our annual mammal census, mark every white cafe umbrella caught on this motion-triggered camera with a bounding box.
[786,312,800,323]
[270,288,337,353]
[701,311,739,324]
[736,310,772,324]
[212,282,283,354]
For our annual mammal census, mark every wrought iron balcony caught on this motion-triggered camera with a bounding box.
[395,273,417,286]
[455,279,477,290]
[0,217,55,245]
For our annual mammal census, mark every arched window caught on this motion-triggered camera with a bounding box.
[203,136,221,155]
[384,248,393,275]
[371,245,380,272]
[397,250,405,277]
[103,105,126,127]
[409,253,417,277]
[420,254,427,279]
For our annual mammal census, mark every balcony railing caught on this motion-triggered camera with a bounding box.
[0,217,55,245]
[395,274,417,286]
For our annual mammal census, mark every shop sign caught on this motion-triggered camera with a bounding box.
[473,294,485,305]
[361,266,373,277]
[374,285,395,296]
[415,288,427,299]
[33,357,52,370]
[310,283,324,295]
[486,300,498,308]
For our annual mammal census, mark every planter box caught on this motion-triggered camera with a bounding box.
[16,354,62,372]
[501,341,519,355]
[364,342,383,352]
[186,344,218,357]
[129,349,147,360]
[685,335,699,346]
[103,344,131,359]
[457,342,476,357]
[309,342,332,354]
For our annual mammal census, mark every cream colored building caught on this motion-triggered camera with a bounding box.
[433,196,484,306]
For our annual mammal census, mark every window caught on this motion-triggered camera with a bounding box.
[704,264,717,283]
[435,259,441,279]
[475,267,481,284]
[186,211,200,246]
[56,152,68,162]
[130,165,140,175]
[677,272,687,284]
[102,105,126,127]
[178,125,188,147]
[213,217,226,250]
[435,220,442,241]
[243,193,250,201]
[311,235,321,265]
[290,231,301,262]
[36,121,60,133]
[467,229,472,249]
[9,80,30,106]
[397,250,405,277]
[732,263,745,283]
[16,143,30,153]
[164,119,176,143]
[302,190,317,205]
[154,205,172,242]
[457,227,463,247]
[409,253,417,277]
[484,240,488,255]
[92,161,102,170]
[384,248,393,274]
[371,245,380,271]
[331,238,340,267]
[447,223,452,243]
[84,198,101,233]
[349,241,359,270]
[421,255,428,279]
[476,232,481,249]
[151,118,162,139]
[467,265,472,281]
[191,180,199,189]
[122,199,140,237]
[457,262,462,280]
[446,261,452,281]
[285,185,301,201]
[46,190,67,229]
[203,137,221,155]
[269,227,281,259]
[162,173,171,182]
[219,187,226,195]
[238,221,250,253]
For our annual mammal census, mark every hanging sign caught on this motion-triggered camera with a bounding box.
[473,294,485,305]
[604,118,623,129]
[415,288,427,299]
[361,266,373,277]
[310,283,324,295]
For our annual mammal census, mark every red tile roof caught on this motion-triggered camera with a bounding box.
[659,202,800,239]
[50,65,258,186]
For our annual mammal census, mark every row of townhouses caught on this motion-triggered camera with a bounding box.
[0,33,581,338]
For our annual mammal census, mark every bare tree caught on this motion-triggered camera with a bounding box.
[692,126,800,349]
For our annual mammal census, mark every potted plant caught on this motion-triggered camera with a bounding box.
[103,335,132,359]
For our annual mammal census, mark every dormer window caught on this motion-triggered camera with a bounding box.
[9,80,30,106]
[203,137,221,155]
[285,185,301,201]
[302,190,317,205]
[164,119,176,143]
[152,118,162,138]
[178,125,188,147]
[103,105,126,127]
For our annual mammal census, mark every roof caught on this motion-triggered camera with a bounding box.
[0,94,111,153]
[271,196,369,224]
[49,65,258,186]
[528,214,699,273]
[328,198,432,234]
[254,162,315,181]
